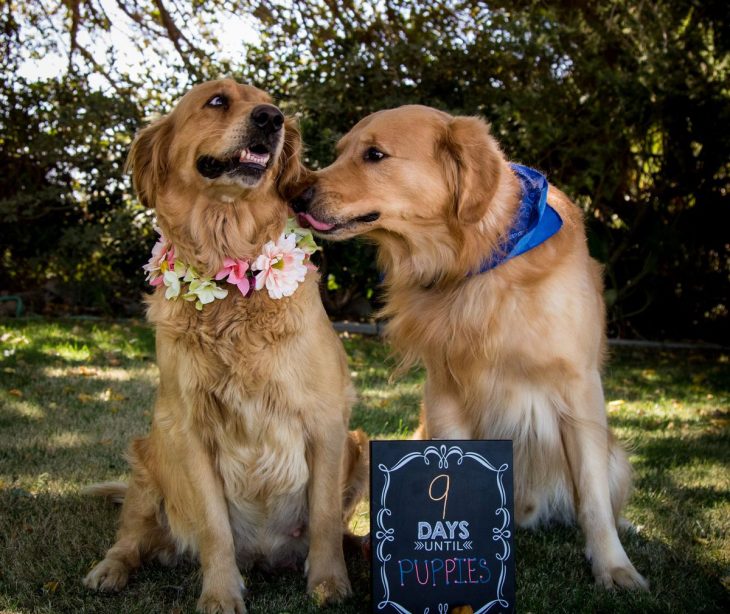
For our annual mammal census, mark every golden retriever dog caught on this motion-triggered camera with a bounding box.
[291,105,648,590]
[82,79,368,613]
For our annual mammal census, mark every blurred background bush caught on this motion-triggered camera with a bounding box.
[1,1,727,341]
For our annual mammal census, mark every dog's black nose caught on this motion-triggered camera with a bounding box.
[251,104,284,133]
[291,186,315,213]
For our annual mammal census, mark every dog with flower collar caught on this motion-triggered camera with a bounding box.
[82,79,368,614]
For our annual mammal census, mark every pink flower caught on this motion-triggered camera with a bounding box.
[253,233,308,299]
[143,227,170,286]
[215,257,250,296]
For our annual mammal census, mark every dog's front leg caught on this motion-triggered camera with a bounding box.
[306,422,352,605]
[179,434,246,614]
[420,364,472,439]
[563,372,648,590]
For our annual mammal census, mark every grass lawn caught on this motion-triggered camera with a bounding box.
[0,318,728,613]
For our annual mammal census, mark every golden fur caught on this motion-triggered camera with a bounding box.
[294,104,648,590]
[82,79,368,614]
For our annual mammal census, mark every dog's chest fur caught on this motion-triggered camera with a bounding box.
[387,260,602,525]
[149,289,315,563]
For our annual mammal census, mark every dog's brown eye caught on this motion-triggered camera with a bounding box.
[205,94,229,110]
[364,146,387,162]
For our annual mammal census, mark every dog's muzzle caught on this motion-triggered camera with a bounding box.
[195,104,285,181]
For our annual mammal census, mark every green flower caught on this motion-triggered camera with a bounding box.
[285,217,321,256]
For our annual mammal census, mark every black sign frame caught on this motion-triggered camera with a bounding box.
[370,440,515,614]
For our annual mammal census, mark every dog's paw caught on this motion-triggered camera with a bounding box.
[307,574,352,606]
[593,562,649,591]
[197,574,247,614]
[83,558,130,592]
[196,592,246,614]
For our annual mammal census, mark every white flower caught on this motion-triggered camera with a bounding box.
[253,232,308,299]
[162,269,182,299]
[183,278,228,310]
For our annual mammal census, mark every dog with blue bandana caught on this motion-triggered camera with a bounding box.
[292,105,648,591]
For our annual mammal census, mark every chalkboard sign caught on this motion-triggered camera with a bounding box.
[370,440,515,614]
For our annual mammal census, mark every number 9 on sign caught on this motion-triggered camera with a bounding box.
[428,474,450,520]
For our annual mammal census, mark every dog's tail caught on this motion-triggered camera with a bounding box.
[81,481,128,504]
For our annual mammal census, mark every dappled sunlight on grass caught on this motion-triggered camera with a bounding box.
[41,365,156,383]
[0,319,155,369]
[47,431,94,451]
[349,500,370,537]
[4,473,96,496]
[52,340,93,362]
[2,429,93,453]
[1,396,45,421]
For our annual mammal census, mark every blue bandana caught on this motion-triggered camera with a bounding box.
[474,163,563,274]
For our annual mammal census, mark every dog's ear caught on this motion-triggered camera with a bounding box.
[125,116,173,209]
[276,116,307,201]
[438,116,503,224]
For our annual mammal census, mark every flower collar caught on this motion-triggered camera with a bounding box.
[143,218,320,310]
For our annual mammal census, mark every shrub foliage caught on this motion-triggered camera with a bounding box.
[1,1,727,340]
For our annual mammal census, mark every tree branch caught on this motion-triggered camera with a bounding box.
[151,0,198,69]
[113,0,166,37]
[64,0,81,73]
[72,43,138,95]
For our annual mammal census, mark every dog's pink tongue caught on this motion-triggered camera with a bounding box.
[298,212,335,231]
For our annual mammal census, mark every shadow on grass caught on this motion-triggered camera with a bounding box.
[623,428,730,471]
[603,348,729,404]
